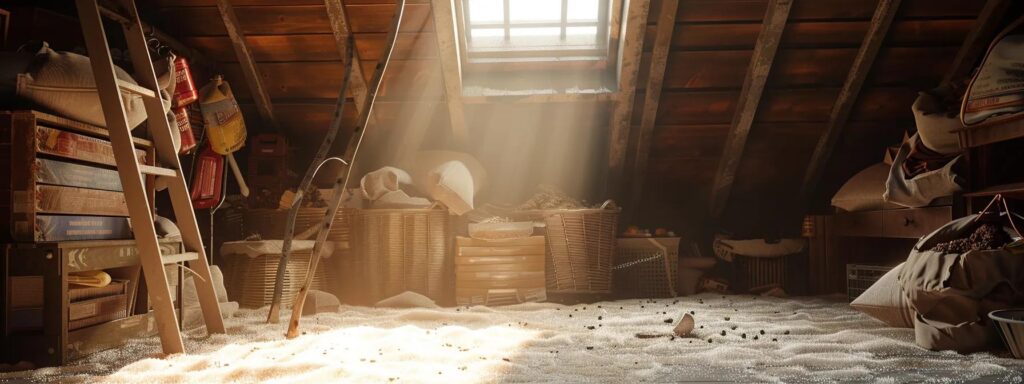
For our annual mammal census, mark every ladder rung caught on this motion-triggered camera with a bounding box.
[163,252,199,265]
[117,79,157,98]
[139,165,178,178]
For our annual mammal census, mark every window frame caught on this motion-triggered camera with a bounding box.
[458,0,613,62]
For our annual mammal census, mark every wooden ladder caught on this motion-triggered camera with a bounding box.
[74,0,226,355]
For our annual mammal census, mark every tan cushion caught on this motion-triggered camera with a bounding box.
[850,263,914,328]
[832,163,900,212]
[426,161,475,215]
[302,290,341,315]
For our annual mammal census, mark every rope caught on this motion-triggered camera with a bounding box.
[612,252,665,270]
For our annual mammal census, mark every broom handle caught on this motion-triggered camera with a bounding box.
[285,0,407,338]
[225,153,249,197]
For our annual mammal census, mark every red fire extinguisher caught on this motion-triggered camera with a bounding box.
[190,144,225,209]
[173,107,197,154]
[172,55,199,107]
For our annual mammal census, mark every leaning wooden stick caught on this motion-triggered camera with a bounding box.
[265,24,355,324]
[285,0,407,337]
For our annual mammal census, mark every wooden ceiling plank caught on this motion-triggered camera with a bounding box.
[216,0,279,131]
[797,0,903,208]
[625,0,679,225]
[941,0,1011,86]
[708,0,793,219]
[431,0,469,147]
[606,0,652,201]
[325,0,371,117]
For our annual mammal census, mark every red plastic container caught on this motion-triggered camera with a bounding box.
[190,145,224,209]
[172,56,198,107]
[173,107,197,154]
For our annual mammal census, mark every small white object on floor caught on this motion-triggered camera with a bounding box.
[673,313,695,337]
[303,290,341,315]
[374,291,439,308]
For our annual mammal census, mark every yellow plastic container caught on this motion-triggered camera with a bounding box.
[199,76,246,155]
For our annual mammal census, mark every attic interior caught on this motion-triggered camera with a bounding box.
[2,0,1024,381]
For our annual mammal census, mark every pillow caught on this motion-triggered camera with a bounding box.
[408,150,487,194]
[883,140,962,208]
[302,290,341,315]
[850,263,914,328]
[15,42,151,128]
[832,163,900,212]
[426,161,475,215]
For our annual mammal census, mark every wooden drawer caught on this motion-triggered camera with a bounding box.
[881,206,952,239]
[834,211,884,237]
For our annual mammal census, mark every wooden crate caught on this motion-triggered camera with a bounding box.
[2,240,181,366]
[0,110,152,242]
[455,236,546,306]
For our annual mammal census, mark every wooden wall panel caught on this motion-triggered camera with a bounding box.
[159,4,433,36]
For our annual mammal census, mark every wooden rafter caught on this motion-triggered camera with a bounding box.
[708,0,792,219]
[941,0,1011,86]
[605,0,651,201]
[324,0,370,116]
[624,0,679,224]
[216,0,278,131]
[432,0,470,147]
[797,0,902,205]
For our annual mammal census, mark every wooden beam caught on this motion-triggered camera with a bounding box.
[431,0,469,147]
[606,0,651,201]
[941,0,1011,86]
[324,0,370,116]
[216,0,278,131]
[708,0,792,219]
[797,0,902,206]
[625,0,679,224]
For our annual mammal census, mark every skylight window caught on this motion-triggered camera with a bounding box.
[462,0,609,60]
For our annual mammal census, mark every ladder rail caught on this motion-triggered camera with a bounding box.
[74,0,186,354]
[114,0,226,335]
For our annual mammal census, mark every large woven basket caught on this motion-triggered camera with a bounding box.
[354,206,452,304]
[220,245,333,308]
[243,208,356,245]
[514,201,620,294]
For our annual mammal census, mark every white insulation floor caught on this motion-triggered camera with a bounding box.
[5,294,1024,383]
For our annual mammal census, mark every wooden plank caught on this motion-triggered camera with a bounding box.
[798,0,903,210]
[219,59,443,100]
[605,0,652,201]
[216,0,278,131]
[941,0,1012,85]
[708,0,792,219]
[670,0,980,23]
[653,19,975,51]
[431,0,468,147]
[325,0,370,116]
[159,4,433,36]
[625,0,678,226]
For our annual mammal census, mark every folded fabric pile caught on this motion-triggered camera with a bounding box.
[358,151,485,216]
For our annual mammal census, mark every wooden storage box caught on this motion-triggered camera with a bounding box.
[354,207,452,304]
[2,240,181,367]
[219,240,335,309]
[614,237,679,298]
[455,236,546,306]
[0,110,153,242]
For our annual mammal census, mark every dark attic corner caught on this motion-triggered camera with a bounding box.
[2,0,1024,381]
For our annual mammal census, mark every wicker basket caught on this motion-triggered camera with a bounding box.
[243,208,356,245]
[354,207,452,304]
[614,237,679,298]
[219,241,334,308]
[513,201,620,294]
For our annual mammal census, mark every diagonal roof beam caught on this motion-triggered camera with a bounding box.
[797,0,902,208]
[623,0,679,225]
[941,0,1012,86]
[431,0,470,148]
[708,0,793,219]
[324,0,370,117]
[216,0,278,132]
[606,0,651,201]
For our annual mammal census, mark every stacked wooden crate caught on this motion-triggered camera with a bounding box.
[0,111,163,366]
[455,236,546,306]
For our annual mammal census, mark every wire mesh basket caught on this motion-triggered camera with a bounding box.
[847,264,894,302]
[614,237,679,298]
